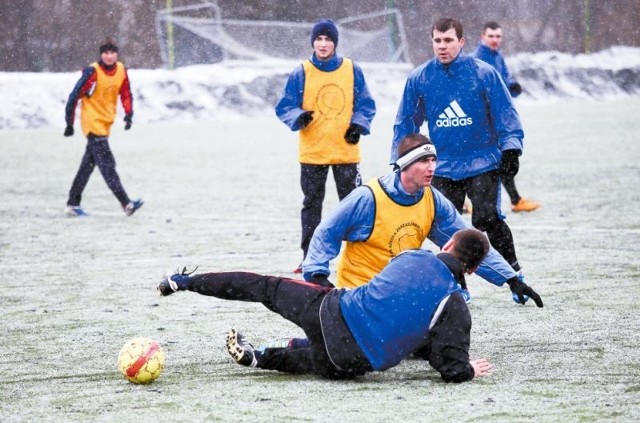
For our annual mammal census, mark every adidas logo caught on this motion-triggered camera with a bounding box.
[435,100,473,128]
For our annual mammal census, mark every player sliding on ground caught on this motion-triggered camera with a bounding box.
[157,228,517,382]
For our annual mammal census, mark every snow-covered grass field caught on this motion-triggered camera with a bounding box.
[1,98,639,422]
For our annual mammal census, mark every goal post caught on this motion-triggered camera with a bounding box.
[155,2,412,67]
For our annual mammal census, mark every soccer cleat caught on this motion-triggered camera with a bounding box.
[65,205,88,217]
[292,265,302,274]
[511,198,540,213]
[157,266,197,296]
[124,198,144,216]
[511,271,530,304]
[226,329,258,367]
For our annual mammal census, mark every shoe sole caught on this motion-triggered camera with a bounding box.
[226,330,244,362]
[126,204,144,216]
[65,209,87,217]
[226,329,254,366]
[512,207,540,212]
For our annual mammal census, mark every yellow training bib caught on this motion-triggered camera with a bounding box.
[299,58,358,164]
[80,62,125,136]
[337,178,435,288]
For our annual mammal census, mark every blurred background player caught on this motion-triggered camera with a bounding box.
[63,37,143,217]
[275,19,376,273]
[473,21,540,213]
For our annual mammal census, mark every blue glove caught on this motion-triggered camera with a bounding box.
[124,114,132,130]
[507,273,543,307]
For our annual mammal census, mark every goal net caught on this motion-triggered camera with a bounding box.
[155,2,412,68]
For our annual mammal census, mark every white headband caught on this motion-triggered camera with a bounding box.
[395,144,437,171]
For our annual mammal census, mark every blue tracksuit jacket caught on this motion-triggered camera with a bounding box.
[340,249,458,371]
[472,43,520,97]
[391,53,524,179]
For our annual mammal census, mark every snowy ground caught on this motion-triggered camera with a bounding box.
[1,96,639,421]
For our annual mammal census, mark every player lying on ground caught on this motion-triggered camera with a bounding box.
[157,228,498,382]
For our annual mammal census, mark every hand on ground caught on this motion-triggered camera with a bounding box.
[470,358,493,377]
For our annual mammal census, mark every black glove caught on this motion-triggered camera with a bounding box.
[310,273,334,288]
[507,276,543,307]
[508,82,523,97]
[344,124,362,145]
[63,124,74,137]
[124,114,132,130]
[500,149,520,178]
[297,111,314,129]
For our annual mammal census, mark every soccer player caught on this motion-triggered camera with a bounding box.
[275,19,376,273]
[302,134,542,305]
[63,38,143,217]
[473,21,540,213]
[391,18,531,301]
[157,228,500,382]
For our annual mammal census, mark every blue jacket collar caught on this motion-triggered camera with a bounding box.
[379,171,424,205]
[310,52,343,72]
[435,51,468,72]
[476,43,499,56]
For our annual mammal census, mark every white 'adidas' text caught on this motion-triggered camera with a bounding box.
[435,100,473,128]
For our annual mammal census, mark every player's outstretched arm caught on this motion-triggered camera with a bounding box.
[470,358,493,377]
[507,276,544,307]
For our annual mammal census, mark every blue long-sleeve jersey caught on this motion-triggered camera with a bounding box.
[472,43,520,98]
[275,53,376,133]
[340,249,458,371]
[391,53,524,178]
[302,171,516,285]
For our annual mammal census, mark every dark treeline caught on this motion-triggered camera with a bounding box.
[1,0,638,72]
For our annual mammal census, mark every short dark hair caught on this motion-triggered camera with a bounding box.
[397,133,433,158]
[432,18,464,40]
[482,21,501,32]
[451,228,490,271]
[99,37,118,54]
